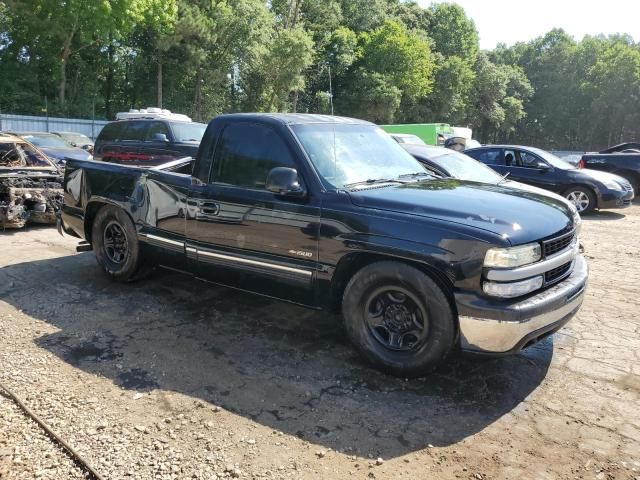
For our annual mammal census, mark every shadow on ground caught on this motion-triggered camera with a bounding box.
[0,253,553,458]
[582,211,626,221]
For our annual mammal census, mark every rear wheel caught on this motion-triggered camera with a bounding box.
[565,186,596,214]
[342,261,455,377]
[92,205,143,282]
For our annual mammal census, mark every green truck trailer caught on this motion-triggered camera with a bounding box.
[379,123,453,146]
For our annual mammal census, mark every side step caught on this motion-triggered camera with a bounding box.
[76,241,92,253]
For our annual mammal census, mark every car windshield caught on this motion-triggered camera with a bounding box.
[170,122,207,142]
[58,133,91,145]
[292,124,429,188]
[0,141,55,168]
[394,134,426,145]
[21,134,71,148]
[527,147,575,170]
[430,150,502,183]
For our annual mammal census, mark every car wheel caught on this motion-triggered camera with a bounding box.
[342,261,456,377]
[92,205,143,282]
[565,187,596,214]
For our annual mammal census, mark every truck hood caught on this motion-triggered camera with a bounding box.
[347,179,575,245]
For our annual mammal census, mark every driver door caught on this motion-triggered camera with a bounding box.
[509,149,559,191]
[185,122,321,305]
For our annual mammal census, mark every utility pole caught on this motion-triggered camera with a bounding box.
[157,53,163,108]
[44,96,49,132]
[328,64,334,116]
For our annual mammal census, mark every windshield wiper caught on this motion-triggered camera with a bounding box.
[344,178,407,189]
[496,172,510,185]
[397,172,433,179]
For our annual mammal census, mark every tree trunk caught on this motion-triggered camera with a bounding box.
[194,69,202,122]
[157,53,163,108]
[59,28,76,106]
[105,40,115,119]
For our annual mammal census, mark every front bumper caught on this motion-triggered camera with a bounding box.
[456,254,588,354]
[598,188,634,209]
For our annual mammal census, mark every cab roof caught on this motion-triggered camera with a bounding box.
[215,113,373,126]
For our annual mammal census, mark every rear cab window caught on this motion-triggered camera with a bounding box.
[98,122,126,142]
[146,122,171,141]
[121,121,149,142]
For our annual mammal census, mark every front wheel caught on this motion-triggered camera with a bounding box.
[92,205,143,282]
[342,261,456,377]
[565,186,596,215]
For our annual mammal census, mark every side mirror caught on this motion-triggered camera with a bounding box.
[536,161,551,170]
[153,132,169,142]
[266,167,306,198]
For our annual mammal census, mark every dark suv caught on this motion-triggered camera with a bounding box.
[94,119,207,167]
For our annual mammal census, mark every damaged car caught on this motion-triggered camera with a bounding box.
[0,134,64,228]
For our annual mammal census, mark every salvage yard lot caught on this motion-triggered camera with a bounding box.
[1,206,639,480]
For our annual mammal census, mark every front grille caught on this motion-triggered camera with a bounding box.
[542,230,575,257]
[623,183,633,192]
[545,261,573,285]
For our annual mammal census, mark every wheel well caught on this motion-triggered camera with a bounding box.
[83,201,134,243]
[329,253,458,319]
[84,202,105,242]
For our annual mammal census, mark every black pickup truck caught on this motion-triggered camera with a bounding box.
[59,114,588,376]
[581,146,640,193]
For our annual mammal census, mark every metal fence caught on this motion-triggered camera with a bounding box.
[0,114,108,140]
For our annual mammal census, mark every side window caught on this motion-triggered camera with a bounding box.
[121,121,148,141]
[146,122,170,141]
[504,149,516,167]
[98,123,124,142]
[211,123,296,189]
[469,148,503,166]
[519,151,542,168]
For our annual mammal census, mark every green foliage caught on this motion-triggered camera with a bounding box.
[0,0,638,151]
[427,2,478,60]
[242,26,315,112]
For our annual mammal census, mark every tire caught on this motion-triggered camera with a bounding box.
[342,261,456,377]
[565,186,596,215]
[91,205,143,282]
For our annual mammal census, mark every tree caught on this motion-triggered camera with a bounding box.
[468,53,532,142]
[336,20,435,122]
[158,0,271,120]
[4,0,175,107]
[241,27,315,112]
[427,2,478,61]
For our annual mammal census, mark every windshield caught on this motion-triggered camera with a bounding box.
[527,147,575,170]
[394,134,426,145]
[21,134,71,148]
[292,124,428,188]
[57,133,91,145]
[430,150,502,183]
[0,141,55,168]
[170,122,207,142]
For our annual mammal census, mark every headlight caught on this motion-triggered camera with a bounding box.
[484,242,541,268]
[483,276,544,298]
[602,179,623,190]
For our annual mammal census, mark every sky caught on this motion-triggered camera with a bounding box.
[419,0,640,49]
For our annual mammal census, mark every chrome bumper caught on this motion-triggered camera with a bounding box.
[458,254,587,354]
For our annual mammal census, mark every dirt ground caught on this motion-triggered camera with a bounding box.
[1,205,639,480]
